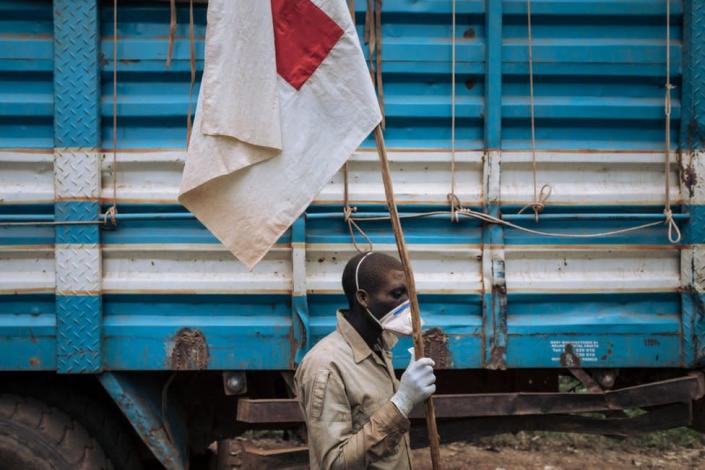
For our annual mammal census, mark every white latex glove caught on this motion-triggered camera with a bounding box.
[390,351,436,417]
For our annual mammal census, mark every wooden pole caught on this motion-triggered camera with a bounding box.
[373,126,442,469]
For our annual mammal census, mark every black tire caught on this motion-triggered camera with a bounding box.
[0,393,112,470]
[3,380,144,470]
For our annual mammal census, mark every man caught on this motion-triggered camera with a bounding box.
[294,252,436,469]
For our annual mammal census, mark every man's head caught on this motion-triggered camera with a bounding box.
[341,252,408,322]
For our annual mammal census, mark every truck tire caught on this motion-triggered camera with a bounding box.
[0,393,112,470]
[3,380,144,470]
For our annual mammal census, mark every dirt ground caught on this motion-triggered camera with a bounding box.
[233,428,705,469]
[410,431,705,469]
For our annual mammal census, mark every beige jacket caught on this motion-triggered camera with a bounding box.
[294,311,413,470]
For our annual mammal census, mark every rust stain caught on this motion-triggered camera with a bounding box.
[0,148,53,154]
[682,160,697,198]
[29,357,40,366]
[560,343,581,367]
[488,345,507,370]
[287,323,297,370]
[0,288,54,295]
[0,245,54,252]
[422,328,451,369]
[170,328,209,370]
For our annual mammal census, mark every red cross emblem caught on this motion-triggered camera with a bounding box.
[272,0,345,90]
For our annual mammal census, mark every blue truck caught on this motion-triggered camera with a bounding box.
[2,0,705,468]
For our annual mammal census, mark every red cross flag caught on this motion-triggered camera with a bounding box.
[179,0,381,269]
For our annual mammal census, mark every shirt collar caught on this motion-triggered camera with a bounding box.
[336,310,375,364]
[337,310,400,363]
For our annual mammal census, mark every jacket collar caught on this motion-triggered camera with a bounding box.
[336,310,398,364]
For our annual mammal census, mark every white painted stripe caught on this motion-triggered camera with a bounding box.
[0,244,694,296]
[55,245,101,294]
[102,248,292,294]
[505,250,680,292]
[54,150,101,199]
[292,245,307,297]
[1,150,689,206]
[0,250,54,293]
[0,151,54,203]
[501,154,682,205]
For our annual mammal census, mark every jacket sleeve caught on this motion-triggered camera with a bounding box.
[297,367,410,469]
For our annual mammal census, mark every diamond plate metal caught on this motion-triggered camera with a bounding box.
[55,245,101,295]
[55,149,101,199]
[692,0,705,148]
[55,200,100,222]
[56,295,102,373]
[53,0,102,373]
[53,0,99,148]
[682,0,705,149]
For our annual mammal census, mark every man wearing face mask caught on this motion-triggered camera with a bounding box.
[294,252,436,470]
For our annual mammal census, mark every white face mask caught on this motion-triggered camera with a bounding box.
[354,253,423,337]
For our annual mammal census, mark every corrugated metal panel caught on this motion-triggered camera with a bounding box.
[0,0,701,372]
[0,0,53,149]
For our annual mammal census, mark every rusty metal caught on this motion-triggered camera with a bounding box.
[409,403,692,447]
[688,371,705,399]
[488,345,507,370]
[569,368,603,393]
[683,159,697,197]
[560,343,581,367]
[236,373,705,424]
[170,328,209,370]
[238,399,302,424]
[422,328,451,369]
[218,439,309,470]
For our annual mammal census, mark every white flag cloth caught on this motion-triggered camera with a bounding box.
[179,0,381,269]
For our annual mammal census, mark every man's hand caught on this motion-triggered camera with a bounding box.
[390,355,436,417]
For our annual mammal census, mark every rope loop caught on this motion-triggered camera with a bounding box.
[344,206,374,253]
[518,183,552,222]
[447,192,464,223]
[663,208,682,244]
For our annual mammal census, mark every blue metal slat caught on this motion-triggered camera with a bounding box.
[0,0,53,148]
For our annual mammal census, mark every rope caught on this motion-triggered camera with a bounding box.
[166,0,176,67]
[524,0,550,222]
[186,0,196,146]
[517,183,551,216]
[107,0,119,227]
[364,0,384,128]
[663,0,681,243]
[447,0,464,223]
[343,0,372,253]
[349,208,670,240]
[344,206,374,253]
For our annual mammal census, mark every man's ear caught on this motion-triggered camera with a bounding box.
[355,289,369,309]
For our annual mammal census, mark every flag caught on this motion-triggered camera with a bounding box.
[178,0,381,269]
